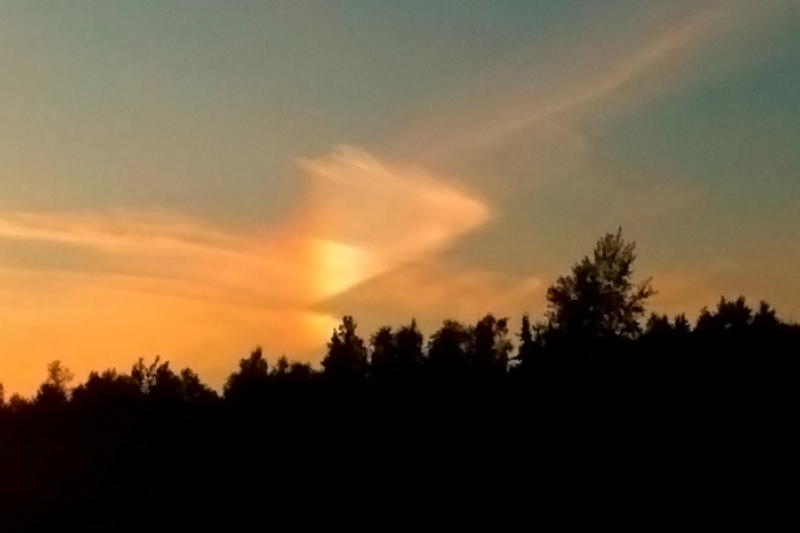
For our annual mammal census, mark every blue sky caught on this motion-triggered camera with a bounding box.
[0,1,798,393]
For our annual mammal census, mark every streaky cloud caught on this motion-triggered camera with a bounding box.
[298,146,491,298]
[318,260,544,330]
[407,1,778,165]
[0,146,492,394]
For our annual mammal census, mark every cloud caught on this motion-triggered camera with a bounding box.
[0,146,491,394]
[402,1,771,166]
[0,147,490,300]
[0,209,316,308]
[298,146,491,297]
[318,260,544,334]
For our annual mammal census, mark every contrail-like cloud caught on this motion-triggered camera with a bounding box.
[405,1,776,164]
[318,1,784,331]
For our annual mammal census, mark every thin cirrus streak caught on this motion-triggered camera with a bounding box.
[404,1,775,165]
[0,151,489,306]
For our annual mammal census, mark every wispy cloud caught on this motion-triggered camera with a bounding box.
[298,146,491,297]
[320,260,543,327]
[404,1,773,165]
[321,2,771,331]
[0,148,490,304]
[0,146,491,393]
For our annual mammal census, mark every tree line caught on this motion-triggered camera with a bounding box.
[0,229,797,529]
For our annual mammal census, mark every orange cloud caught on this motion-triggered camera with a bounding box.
[0,147,491,394]
[299,146,491,297]
[318,260,544,335]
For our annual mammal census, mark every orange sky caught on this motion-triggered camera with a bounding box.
[0,148,492,395]
[1,1,798,395]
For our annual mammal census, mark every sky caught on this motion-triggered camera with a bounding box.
[1,0,799,395]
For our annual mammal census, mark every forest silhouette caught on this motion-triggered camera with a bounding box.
[1,229,797,529]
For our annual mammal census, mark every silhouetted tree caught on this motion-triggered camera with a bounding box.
[369,321,425,378]
[370,326,397,381]
[131,356,161,394]
[472,314,512,375]
[395,319,425,379]
[674,313,691,335]
[643,312,691,359]
[542,228,655,346]
[751,301,779,332]
[514,314,539,369]
[262,356,316,412]
[224,347,271,404]
[271,355,291,377]
[145,360,183,405]
[288,361,314,380]
[268,355,314,385]
[0,382,4,409]
[427,319,473,378]
[7,393,29,413]
[179,367,217,403]
[645,313,673,338]
[369,321,427,385]
[71,368,142,410]
[696,296,753,335]
[322,316,368,384]
[36,360,74,407]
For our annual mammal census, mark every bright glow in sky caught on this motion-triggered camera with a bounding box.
[1,1,799,394]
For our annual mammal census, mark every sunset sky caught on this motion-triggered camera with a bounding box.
[1,1,799,395]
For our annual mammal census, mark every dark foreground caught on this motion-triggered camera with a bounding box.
[1,346,796,530]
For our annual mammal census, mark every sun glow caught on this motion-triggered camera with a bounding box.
[311,239,382,300]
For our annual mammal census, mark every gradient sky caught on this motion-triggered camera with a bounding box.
[1,0,799,395]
